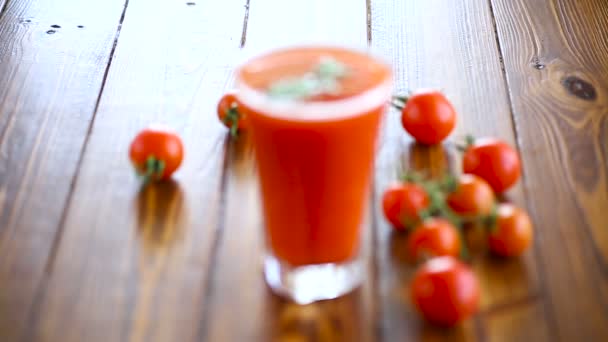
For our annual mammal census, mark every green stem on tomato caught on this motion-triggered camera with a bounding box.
[465,134,476,147]
[138,155,165,185]
[390,95,409,110]
[481,203,499,232]
[426,179,470,261]
[222,105,241,138]
[456,134,477,152]
[457,226,470,261]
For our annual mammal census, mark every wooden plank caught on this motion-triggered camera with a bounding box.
[244,0,367,51]
[370,0,549,339]
[202,1,376,341]
[24,0,247,341]
[483,301,551,342]
[0,0,128,340]
[490,0,608,340]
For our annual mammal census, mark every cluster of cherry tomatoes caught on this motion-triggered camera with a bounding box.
[384,89,533,326]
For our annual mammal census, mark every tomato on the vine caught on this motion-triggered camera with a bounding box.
[408,218,461,262]
[447,174,495,217]
[129,125,184,182]
[217,92,246,137]
[394,90,456,145]
[488,204,533,257]
[411,256,480,326]
[462,137,521,193]
[382,183,430,231]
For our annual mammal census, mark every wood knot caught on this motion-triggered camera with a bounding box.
[530,57,544,70]
[562,76,597,101]
[532,62,545,70]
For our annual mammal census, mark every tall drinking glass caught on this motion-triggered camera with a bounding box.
[235,47,392,304]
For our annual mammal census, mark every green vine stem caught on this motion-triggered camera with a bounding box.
[401,171,473,260]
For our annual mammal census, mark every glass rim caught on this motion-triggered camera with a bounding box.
[234,46,393,122]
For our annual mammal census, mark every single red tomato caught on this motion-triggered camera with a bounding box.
[463,138,521,193]
[129,125,184,181]
[408,218,461,262]
[382,183,430,231]
[488,204,533,257]
[411,256,480,326]
[217,92,246,136]
[447,174,495,217]
[397,90,456,145]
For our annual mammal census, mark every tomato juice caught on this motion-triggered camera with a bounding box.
[236,47,392,267]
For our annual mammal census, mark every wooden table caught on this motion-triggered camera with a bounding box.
[0,0,606,340]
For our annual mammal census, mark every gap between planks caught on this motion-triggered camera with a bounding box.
[195,135,232,341]
[197,0,253,338]
[366,0,372,44]
[0,0,9,21]
[240,0,250,47]
[485,0,560,340]
[42,0,132,276]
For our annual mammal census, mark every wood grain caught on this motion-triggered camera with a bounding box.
[0,0,605,340]
[0,0,128,340]
[483,300,550,342]
[23,0,247,341]
[491,0,608,340]
[370,0,549,340]
[202,1,377,341]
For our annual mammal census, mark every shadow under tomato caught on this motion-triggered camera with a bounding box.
[408,142,450,178]
[266,287,368,341]
[135,179,186,254]
[389,230,412,266]
[475,249,531,290]
[226,131,256,177]
[416,315,477,341]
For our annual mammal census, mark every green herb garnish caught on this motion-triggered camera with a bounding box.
[267,57,349,100]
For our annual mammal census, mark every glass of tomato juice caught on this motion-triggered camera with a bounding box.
[235,46,392,304]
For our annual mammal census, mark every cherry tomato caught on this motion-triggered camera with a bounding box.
[488,204,533,257]
[382,183,430,231]
[447,174,495,217]
[129,125,184,182]
[463,138,521,193]
[398,90,456,145]
[408,218,461,262]
[217,92,246,136]
[411,256,480,326]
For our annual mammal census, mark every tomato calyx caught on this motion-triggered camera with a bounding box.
[480,204,499,231]
[136,155,166,184]
[222,102,241,138]
[456,134,476,152]
[390,94,410,110]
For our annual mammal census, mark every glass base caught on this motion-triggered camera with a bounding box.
[264,254,363,304]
